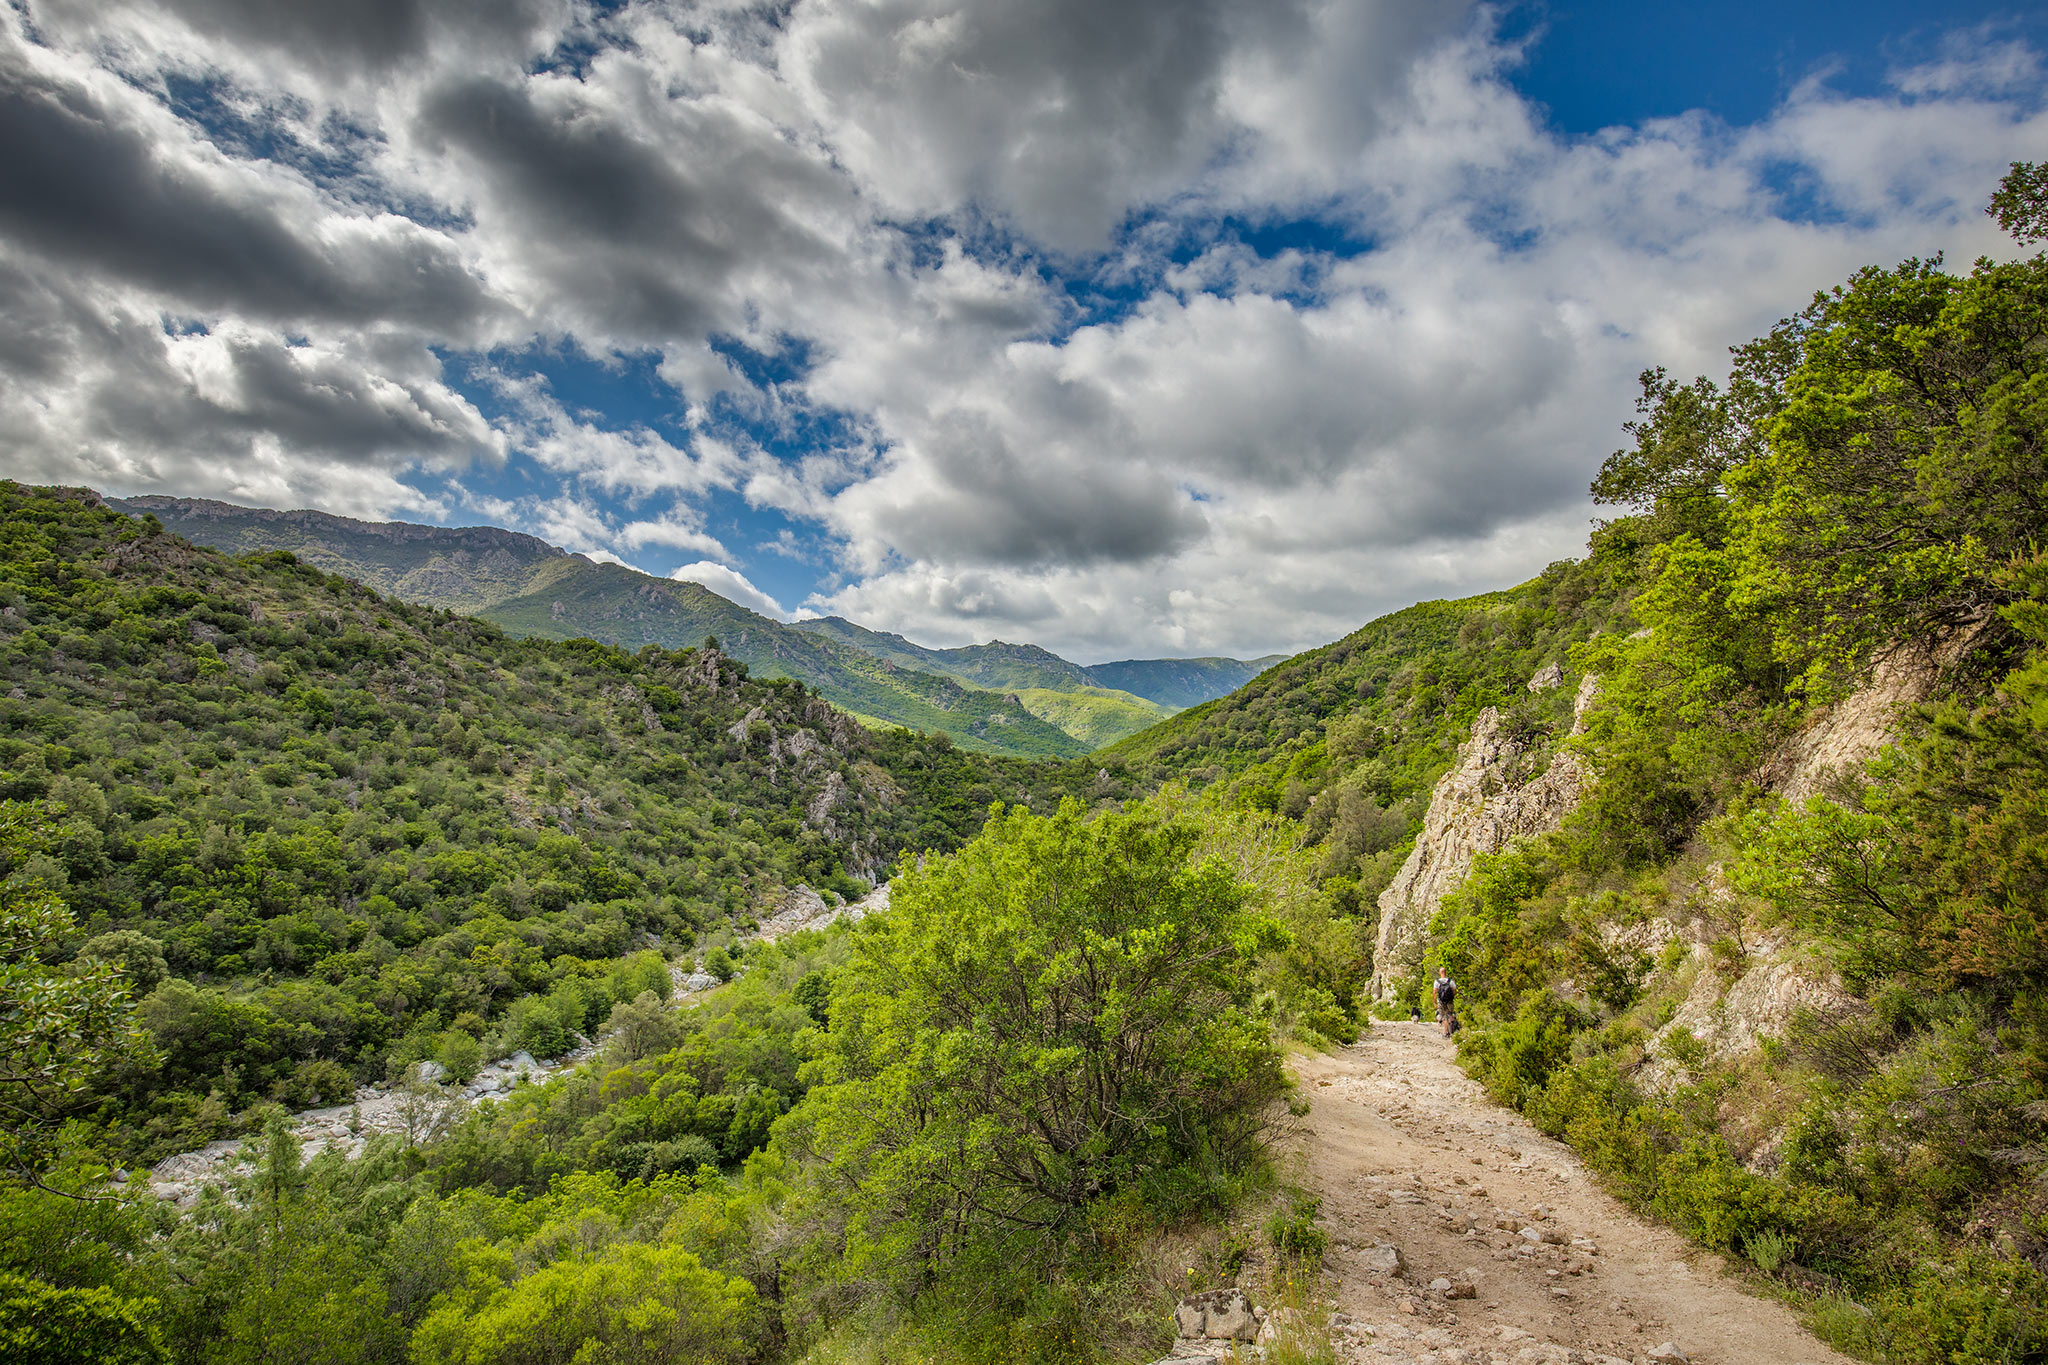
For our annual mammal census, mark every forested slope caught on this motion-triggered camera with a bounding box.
[0,485,1107,1161]
[114,499,1214,756]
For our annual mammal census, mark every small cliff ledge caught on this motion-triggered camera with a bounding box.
[1370,674,1597,1004]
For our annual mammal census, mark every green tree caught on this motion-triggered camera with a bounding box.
[0,802,153,1179]
[160,1117,397,1365]
[0,1270,165,1365]
[410,1240,761,1365]
[1989,159,2048,245]
[793,799,1286,1280]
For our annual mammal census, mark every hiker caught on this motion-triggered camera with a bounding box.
[1433,966,1457,1037]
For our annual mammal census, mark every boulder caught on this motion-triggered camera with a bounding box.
[1363,1243,1407,1278]
[1173,1288,1259,1342]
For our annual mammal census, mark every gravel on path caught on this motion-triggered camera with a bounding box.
[1289,1020,1853,1365]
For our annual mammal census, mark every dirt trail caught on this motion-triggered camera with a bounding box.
[1289,1021,1851,1365]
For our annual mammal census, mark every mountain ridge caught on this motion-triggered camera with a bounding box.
[110,495,1284,756]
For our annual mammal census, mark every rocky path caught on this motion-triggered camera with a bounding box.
[1289,1021,1852,1365]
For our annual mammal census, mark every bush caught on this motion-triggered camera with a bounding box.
[1265,1194,1330,1266]
[794,799,1287,1282]
[1458,991,1587,1107]
[0,1272,165,1365]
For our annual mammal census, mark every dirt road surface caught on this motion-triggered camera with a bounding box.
[1289,1021,1853,1365]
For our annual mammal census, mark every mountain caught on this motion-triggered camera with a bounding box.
[109,494,565,612]
[481,563,1089,758]
[110,497,1275,755]
[1085,655,1288,710]
[789,615,1282,710]
[111,498,1085,757]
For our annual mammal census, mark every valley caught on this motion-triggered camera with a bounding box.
[7,182,2048,1365]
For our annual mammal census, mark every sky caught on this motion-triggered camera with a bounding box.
[2,0,2043,662]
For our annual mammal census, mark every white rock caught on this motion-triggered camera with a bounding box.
[1371,692,1595,1001]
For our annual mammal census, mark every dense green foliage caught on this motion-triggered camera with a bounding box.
[0,797,1308,1365]
[0,803,155,1178]
[0,485,1103,1160]
[1422,172,2048,1364]
[789,802,1285,1286]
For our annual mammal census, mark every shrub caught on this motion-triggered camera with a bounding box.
[793,800,1287,1282]
[0,1272,165,1365]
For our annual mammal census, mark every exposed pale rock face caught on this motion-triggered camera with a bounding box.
[1663,941,1852,1064]
[1766,653,1940,803]
[1369,679,1596,1004]
[752,880,890,944]
[1766,622,1989,803]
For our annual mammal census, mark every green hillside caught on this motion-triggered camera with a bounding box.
[1007,685,1171,750]
[1085,654,1288,709]
[0,483,1108,1163]
[113,500,1090,758]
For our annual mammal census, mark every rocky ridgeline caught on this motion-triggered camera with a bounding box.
[1370,669,1597,1004]
[147,880,894,1206]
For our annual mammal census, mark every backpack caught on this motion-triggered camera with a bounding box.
[1435,977,1456,1007]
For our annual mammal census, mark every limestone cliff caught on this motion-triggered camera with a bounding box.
[1641,644,1968,1105]
[1369,674,1596,1004]
[1763,648,1948,803]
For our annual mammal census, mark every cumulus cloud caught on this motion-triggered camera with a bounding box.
[671,561,790,621]
[1,0,2042,659]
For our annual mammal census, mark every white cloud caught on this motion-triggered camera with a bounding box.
[671,561,791,621]
[0,0,2042,661]
[619,516,731,559]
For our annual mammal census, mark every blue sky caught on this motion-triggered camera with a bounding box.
[3,0,2041,659]
[1513,1,2047,132]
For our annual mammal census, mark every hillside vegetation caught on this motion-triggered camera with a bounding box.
[121,499,1271,756]
[1119,170,2048,1365]
[0,485,1110,1165]
[1414,197,2048,1363]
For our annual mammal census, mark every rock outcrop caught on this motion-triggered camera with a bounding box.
[752,881,887,943]
[1762,628,1982,803]
[1369,676,1597,1004]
